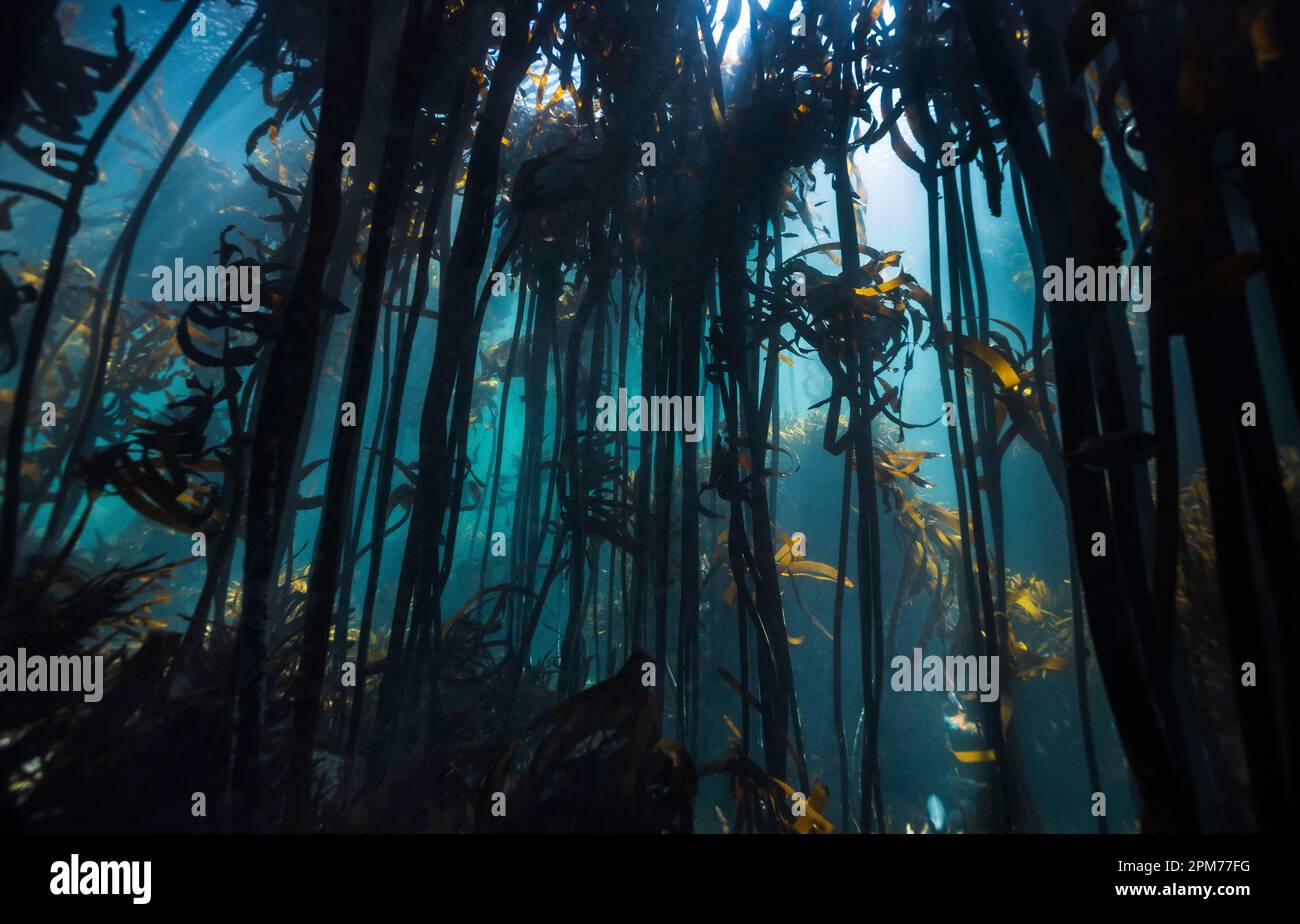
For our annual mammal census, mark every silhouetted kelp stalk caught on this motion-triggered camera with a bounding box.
[279,0,443,833]
[234,0,374,831]
[364,0,553,785]
[959,0,1188,832]
[345,72,477,786]
[956,0,1300,830]
[1106,0,1300,829]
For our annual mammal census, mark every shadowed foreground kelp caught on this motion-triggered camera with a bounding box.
[1,0,1298,834]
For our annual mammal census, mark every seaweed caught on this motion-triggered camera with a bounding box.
[1,0,1297,837]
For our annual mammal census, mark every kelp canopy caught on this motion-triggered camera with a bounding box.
[1,0,1297,835]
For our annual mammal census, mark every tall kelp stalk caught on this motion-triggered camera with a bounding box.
[1107,0,1300,828]
[3,0,1298,835]
[284,0,442,833]
[233,0,373,830]
[956,0,1299,830]
[369,0,556,778]
[344,71,475,783]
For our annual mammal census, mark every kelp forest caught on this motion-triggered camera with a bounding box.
[1,0,1298,840]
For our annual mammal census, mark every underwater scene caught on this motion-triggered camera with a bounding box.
[0,0,1297,858]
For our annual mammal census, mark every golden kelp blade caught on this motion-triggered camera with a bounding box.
[780,559,853,587]
[943,332,1022,389]
[950,747,998,763]
[770,777,835,834]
